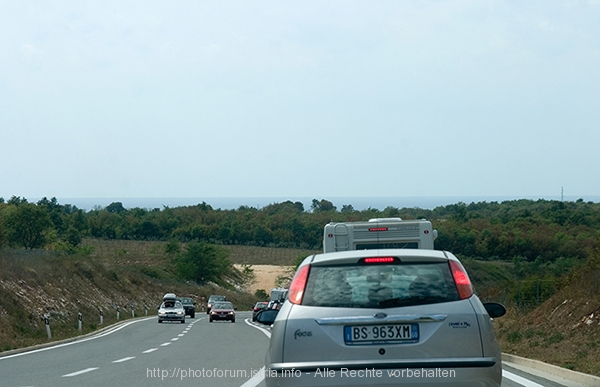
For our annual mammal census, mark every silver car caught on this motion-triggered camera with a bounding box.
[158,300,186,324]
[261,249,505,387]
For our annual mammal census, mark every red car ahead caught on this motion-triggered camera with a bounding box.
[252,301,269,321]
[209,301,236,323]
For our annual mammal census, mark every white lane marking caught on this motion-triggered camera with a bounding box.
[171,337,179,341]
[503,370,546,387]
[244,318,272,338]
[62,367,99,377]
[160,342,171,346]
[239,319,272,387]
[0,317,155,360]
[239,366,266,387]
[142,348,158,353]
[178,334,185,337]
[112,356,135,363]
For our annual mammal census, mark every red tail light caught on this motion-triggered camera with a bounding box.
[369,227,388,232]
[449,260,473,299]
[363,257,396,264]
[288,265,311,305]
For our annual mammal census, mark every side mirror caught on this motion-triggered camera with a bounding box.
[483,302,506,318]
[255,309,279,325]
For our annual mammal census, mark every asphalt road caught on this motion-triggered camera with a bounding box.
[0,311,589,387]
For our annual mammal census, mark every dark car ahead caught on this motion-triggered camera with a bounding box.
[252,301,269,321]
[209,301,235,323]
[177,297,196,318]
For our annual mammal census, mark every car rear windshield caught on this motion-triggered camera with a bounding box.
[301,262,460,308]
[213,302,233,309]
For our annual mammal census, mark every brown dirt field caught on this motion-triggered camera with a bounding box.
[235,264,294,294]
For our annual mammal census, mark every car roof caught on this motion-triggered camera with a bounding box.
[307,249,456,266]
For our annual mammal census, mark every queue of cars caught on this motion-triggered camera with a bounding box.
[157,293,237,323]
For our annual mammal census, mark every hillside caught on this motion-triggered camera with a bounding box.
[0,240,277,352]
[496,255,600,376]
[2,239,599,379]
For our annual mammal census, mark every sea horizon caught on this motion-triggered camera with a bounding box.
[24,195,600,212]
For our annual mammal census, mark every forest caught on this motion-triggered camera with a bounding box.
[1,196,598,264]
[1,195,599,309]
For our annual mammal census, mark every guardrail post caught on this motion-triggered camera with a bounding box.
[44,314,52,339]
[77,312,83,332]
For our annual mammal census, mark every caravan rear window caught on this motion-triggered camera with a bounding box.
[355,242,418,250]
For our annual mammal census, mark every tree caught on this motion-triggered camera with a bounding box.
[311,199,336,212]
[175,242,236,285]
[64,227,82,247]
[4,203,52,249]
[106,202,126,214]
[341,204,355,213]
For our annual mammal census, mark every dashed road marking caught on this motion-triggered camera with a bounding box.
[112,356,136,363]
[62,367,99,377]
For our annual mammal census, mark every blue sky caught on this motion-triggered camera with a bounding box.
[1,1,599,202]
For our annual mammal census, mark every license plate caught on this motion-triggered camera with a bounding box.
[344,324,419,344]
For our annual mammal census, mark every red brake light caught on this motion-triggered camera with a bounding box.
[288,265,310,305]
[363,257,396,264]
[369,227,388,232]
[449,260,473,299]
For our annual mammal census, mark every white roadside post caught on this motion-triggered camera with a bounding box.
[99,309,104,325]
[44,314,51,339]
[131,305,135,318]
[116,305,120,320]
[77,312,82,332]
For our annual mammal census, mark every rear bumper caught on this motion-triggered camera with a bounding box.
[265,358,501,387]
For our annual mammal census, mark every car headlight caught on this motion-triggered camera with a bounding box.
[228,311,234,315]
[158,312,166,316]
[177,311,183,315]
